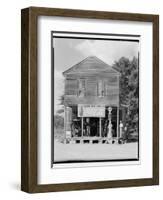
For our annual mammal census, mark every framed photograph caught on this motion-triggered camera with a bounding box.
[21,7,159,193]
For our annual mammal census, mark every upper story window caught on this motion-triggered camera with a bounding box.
[86,79,97,96]
[78,79,86,97]
[97,80,104,97]
[78,79,105,97]
[104,77,119,96]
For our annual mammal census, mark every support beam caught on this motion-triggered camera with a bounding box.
[81,117,84,137]
[99,118,102,137]
[65,106,72,139]
[64,106,66,140]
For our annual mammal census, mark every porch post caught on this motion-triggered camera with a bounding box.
[81,117,84,137]
[99,117,102,137]
[117,106,119,139]
[64,106,66,140]
[65,106,72,139]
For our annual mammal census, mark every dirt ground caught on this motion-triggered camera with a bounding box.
[54,141,138,162]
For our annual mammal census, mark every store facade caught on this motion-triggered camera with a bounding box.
[62,56,124,143]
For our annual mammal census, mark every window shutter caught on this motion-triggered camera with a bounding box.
[78,79,86,97]
[97,80,104,97]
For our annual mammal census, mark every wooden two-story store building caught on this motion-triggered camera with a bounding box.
[62,56,123,143]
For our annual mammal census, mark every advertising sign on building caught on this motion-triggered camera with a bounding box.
[78,104,105,117]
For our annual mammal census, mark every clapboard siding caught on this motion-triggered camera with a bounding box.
[63,56,120,75]
[65,73,119,80]
[64,95,119,106]
[63,57,120,105]
[65,78,119,97]
[65,79,78,95]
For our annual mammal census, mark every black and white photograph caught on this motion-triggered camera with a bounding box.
[52,32,140,165]
[20,6,159,193]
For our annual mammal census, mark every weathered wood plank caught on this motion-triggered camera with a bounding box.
[64,95,119,106]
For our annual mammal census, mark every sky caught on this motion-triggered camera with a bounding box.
[53,37,139,114]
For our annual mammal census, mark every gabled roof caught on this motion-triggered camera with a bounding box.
[63,56,119,76]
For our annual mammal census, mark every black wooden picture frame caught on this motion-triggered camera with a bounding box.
[21,7,159,193]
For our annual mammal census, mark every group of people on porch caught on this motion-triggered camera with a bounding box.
[71,117,125,138]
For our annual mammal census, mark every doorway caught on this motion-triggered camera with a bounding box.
[89,118,99,136]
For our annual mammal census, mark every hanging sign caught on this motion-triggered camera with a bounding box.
[78,104,105,117]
